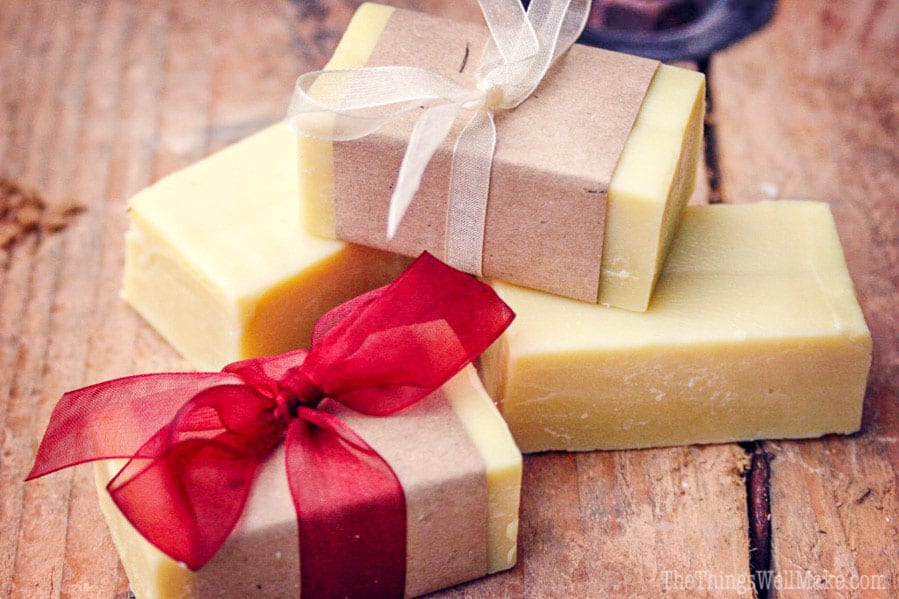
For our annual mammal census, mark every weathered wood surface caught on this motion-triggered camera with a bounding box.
[0,1,892,597]
[712,0,899,596]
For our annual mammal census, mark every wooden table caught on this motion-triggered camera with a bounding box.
[1,1,895,596]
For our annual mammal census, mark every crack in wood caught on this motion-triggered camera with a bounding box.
[741,441,773,598]
[697,58,722,204]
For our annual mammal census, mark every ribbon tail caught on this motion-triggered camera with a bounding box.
[444,110,496,276]
[387,102,462,238]
[286,408,406,597]
[109,435,261,570]
[550,0,590,63]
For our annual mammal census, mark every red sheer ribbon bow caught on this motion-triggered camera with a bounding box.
[27,253,514,597]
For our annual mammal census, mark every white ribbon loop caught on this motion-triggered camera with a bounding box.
[477,0,537,65]
[287,0,589,276]
[288,67,474,141]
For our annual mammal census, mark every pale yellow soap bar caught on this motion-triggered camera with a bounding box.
[299,2,705,311]
[600,63,705,310]
[123,124,407,371]
[95,367,522,598]
[481,201,872,452]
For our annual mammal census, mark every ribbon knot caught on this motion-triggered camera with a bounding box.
[473,81,505,112]
[274,367,323,421]
[287,0,589,276]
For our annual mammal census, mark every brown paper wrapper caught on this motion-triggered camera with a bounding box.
[195,388,489,598]
[333,8,659,302]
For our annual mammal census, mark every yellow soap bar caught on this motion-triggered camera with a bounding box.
[123,124,407,371]
[299,2,704,311]
[95,367,522,598]
[481,201,872,452]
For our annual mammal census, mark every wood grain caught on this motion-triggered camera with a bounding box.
[712,0,898,596]
[11,0,897,597]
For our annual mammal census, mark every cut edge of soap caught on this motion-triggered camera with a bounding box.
[122,216,241,371]
[299,2,395,239]
[444,366,522,574]
[802,201,873,340]
[598,64,706,311]
[501,332,870,454]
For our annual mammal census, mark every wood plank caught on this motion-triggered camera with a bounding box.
[19,0,108,592]
[0,1,753,597]
[711,0,898,595]
[61,2,174,595]
[1,2,82,596]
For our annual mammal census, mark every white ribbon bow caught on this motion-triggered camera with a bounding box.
[287,0,589,275]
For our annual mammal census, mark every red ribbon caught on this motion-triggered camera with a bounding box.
[27,253,514,597]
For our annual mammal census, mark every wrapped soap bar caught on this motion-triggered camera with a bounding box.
[123,124,408,371]
[294,2,705,310]
[480,201,872,452]
[95,366,521,598]
[31,254,522,597]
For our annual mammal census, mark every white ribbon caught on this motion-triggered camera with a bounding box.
[287,0,589,276]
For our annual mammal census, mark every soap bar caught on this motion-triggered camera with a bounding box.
[481,201,872,452]
[298,3,704,309]
[96,366,522,598]
[123,124,407,371]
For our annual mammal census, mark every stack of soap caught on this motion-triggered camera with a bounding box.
[96,366,522,598]
[123,124,408,371]
[111,3,871,598]
[481,201,872,452]
[296,2,705,310]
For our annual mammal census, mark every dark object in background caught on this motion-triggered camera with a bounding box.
[578,0,777,61]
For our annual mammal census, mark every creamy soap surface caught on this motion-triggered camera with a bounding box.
[482,201,872,452]
[123,124,406,371]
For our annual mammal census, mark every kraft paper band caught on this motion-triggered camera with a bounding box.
[338,390,489,597]
[195,389,489,597]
